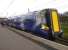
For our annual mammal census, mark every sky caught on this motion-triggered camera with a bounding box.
[0,0,68,18]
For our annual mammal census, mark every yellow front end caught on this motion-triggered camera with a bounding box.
[51,10,60,32]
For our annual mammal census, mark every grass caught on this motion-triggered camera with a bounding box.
[61,23,68,40]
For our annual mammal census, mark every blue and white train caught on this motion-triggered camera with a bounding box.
[6,9,63,40]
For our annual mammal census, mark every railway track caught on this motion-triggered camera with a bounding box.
[55,36,68,46]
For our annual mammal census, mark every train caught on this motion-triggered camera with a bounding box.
[6,9,63,40]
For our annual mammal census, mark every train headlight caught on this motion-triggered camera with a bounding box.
[41,24,49,31]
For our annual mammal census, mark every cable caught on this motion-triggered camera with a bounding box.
[4,0,15,17]
[6,0,15,10]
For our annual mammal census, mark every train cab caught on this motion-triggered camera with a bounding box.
[32,9,63,40]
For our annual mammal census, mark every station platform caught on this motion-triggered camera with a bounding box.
[0,25,68,50]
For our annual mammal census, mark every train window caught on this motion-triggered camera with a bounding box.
[41,24,49,30]
[40,10,47,24]
[35,10,49,30]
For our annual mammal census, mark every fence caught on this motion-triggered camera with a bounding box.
[60,15,68,40]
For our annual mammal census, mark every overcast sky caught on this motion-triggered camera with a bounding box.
[0,0,68,18]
